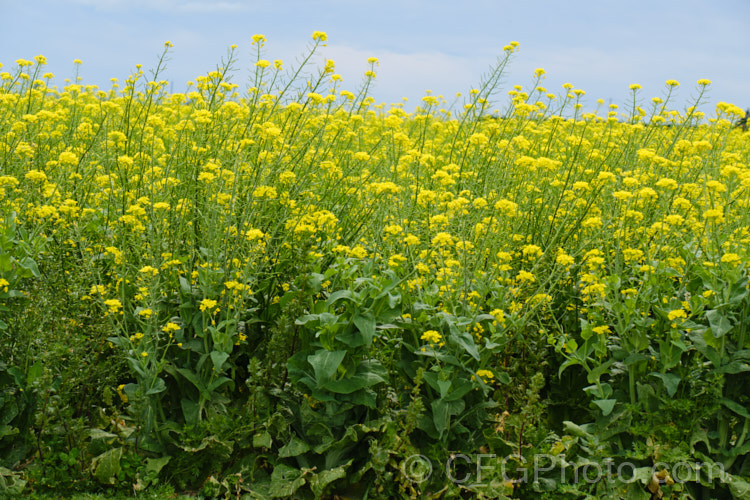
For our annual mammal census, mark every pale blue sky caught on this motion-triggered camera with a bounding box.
[2,0,748,114]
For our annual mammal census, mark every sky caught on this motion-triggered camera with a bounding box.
[2,0,749,116]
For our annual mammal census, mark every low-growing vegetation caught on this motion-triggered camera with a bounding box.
[2,33,750,499]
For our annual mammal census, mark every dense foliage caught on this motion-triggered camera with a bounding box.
[2,34,750,499]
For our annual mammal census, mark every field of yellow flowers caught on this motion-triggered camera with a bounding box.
[2,34,750,499]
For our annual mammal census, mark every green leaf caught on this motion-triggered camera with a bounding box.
[720,397,750,419]
[175,367,206,392]
[326,289,355,306]
[322,371,386,394]
[210,351,230,372]
[444,378,473,401]
[623,352,649,366]
[309,461,351,498]
[253,431,272,449]
[307,350,346,386]
[592,399,617,416]
[145,377,166,395]
[90,447,123,485]
[437,380,451,399]
[495,371,511,384]
[179,276,192,295]
[563,421,593,439]
[432,399,450,437]
[208,376,234,393]
[15,257,40,278]
[715,360,750,374]
[451,331,480,361]
[134,455,171,491]
[729,476,750,499]
[0,466,27,495]
[558,357,581,377]
[269,464,305,498]
[181,398,201,426]
[649,372,681,397]
[353,313,376,344]
[707,309,733,338]
[278,436,310,458]
[88,429,118,442]
[587,359,614,384]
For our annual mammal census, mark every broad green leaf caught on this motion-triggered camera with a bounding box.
[495,371,511,384]
[253,431,272,449]
[295,314,319,326]
[444,378,473,401]
[175,367,206,393]
[208,376,234,393]
[307,350,346,385]
[210,351,230,372]
[269,464,305,498]
[322,371,386,394]
[88,429,117,442]
[715,360,750,374]
[309,461,351,498]
[623,352,649,366]
[587,359,614,384]
[145,377,166,395]
[728,476,750,499]
[592,398,617,416]
[707,309,733,338]
[181,398,201,426]
[278,436,310,458]
[432,399,450,437]
[326,289,355,306]
[563,421,593,439]
[26,361,42,385]
[451,331,480,361]
[353,313,376,344]
[649,372,681,397]
[91,447,123,485]
[15,257,40,278]
[0,467,27,495]
[720,397,750,419]
[179,276,192,295]
[437,380,451,399]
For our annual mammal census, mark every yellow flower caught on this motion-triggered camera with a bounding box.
[138,308,153,318]
[139,265,159,276]
[117,384,128,403]
[667,309,687,321]
[311,30,328,42]
[476,369,495,381]
[420,330,442,344]
[199,298,218,312]
[516,270,536,283]
[721,253,741,265]
[25,169,48,183]
[592,325,611,335]
[104,299,123,314]
[162,322,180,333]
[431,232,454,247]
